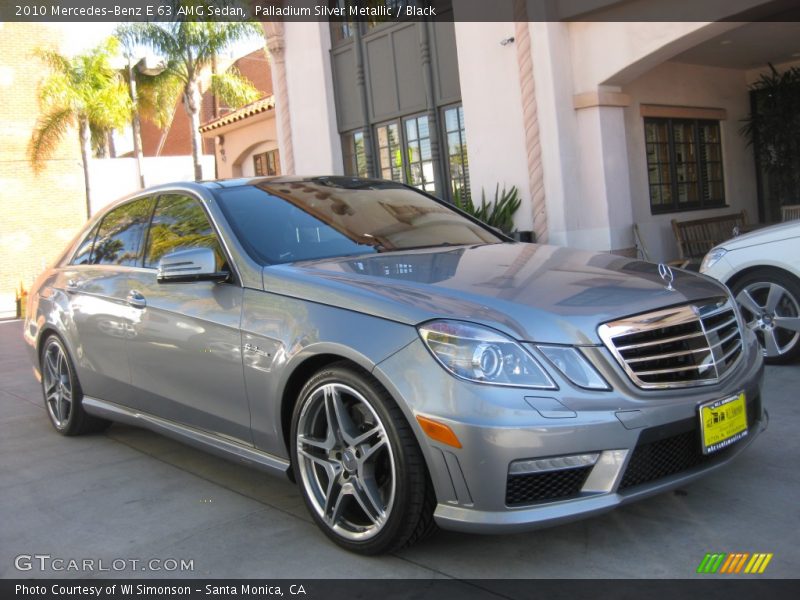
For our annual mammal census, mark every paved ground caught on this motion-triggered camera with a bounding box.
[1,319,798,579]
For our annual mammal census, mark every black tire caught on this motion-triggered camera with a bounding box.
[731,269,800,364]
[40,334,111,436]
[290,362,436,554]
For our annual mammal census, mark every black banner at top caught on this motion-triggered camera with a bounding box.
[2,0,800,22]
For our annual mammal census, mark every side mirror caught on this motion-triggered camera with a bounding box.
[157,247,229,283]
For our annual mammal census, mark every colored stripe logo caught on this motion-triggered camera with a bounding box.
[697,552,773,574]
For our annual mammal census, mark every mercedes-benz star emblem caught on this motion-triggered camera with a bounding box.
[658,263,675,292]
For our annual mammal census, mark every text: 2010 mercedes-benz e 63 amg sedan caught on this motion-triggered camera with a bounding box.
[24,177,766,554]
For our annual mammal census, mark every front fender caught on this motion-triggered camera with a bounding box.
[240,287,417,457]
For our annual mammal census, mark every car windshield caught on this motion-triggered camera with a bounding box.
[213,177,503,265]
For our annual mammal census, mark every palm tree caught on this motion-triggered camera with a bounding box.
[29,38,132,218]
[117,16,263,181]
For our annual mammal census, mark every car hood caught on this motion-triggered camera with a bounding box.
[715,220,800,251]
[262,243,730,344]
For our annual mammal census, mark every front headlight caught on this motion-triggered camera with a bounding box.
[700,247,727,272]
[418,320,556,388]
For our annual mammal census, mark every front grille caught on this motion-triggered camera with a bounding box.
[598,298,743,389]
[619,395,761,491]
[506,466,592,506]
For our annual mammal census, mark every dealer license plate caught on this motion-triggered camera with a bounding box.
[699,392,748,455]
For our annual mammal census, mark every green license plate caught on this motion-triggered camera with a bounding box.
[699,392,748,455]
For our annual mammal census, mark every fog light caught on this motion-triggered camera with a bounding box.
[509,453,599,475]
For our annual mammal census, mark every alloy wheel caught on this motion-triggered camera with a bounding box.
[295,382,396,541]
[43,340,73,429]
[736,281,800,359]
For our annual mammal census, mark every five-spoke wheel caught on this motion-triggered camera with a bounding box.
[733,270,800,364]
[40,335,110,435]
[291,363,435,554]
[42,337,74,430]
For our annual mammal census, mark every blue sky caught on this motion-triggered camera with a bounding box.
[55,22,264,60]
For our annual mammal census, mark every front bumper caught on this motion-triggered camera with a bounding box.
[372,332,766,534]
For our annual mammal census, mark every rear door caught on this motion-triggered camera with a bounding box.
[60,197,155,406]
[125,193,251,444]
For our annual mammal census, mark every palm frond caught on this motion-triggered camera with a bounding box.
[29,108,74,170]
[116,23,186,80]
[30,38,133,169]
[32,48,71,75]
[87,77,133,130]
[211,69,260,109]
[136,69,184,128]
[199,19,263,64]
[38,71,75,111]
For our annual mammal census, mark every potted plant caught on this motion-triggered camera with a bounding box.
[741,64,800,222]
[453,184,534,242]
[15,282,28,319]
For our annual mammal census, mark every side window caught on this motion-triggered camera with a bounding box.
[92,198,154,266]
[70,222,100,265]
[144,194,226,270]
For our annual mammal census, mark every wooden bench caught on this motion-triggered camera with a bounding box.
[782,204,800,222]
[671,210,747,268]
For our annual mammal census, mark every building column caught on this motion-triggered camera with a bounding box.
[572,90,635,254]
[513,1,547,243]
[263,22,295,175]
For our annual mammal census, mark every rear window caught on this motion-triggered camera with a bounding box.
[70,222,100,265]
[214,178,500,265]
[92,198,154,266]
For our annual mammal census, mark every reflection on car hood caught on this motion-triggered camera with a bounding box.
[262,243,730,344]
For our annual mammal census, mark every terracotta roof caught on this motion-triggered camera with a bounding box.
[199,95,275,133]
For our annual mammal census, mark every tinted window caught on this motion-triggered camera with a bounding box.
[144,194,225,270]
[92,198,154,266]
[214,178,500,265]
[70,222,100,265]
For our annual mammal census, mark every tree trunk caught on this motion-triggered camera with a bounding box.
[79,118,93,218]
[128,58,145,189]
[184,80,204,181]
[97,135,108,158]
[211,54,219,180]
[107,131,116,159]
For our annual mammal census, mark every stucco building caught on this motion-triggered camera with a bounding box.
[257,1,799,262]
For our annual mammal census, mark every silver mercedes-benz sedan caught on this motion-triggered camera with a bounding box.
[24,176,766,554]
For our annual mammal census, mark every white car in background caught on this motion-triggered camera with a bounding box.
[701,221,800,364]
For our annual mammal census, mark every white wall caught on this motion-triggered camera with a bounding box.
[623,61,757,262]
[283,22,342,175]
[567,21,740,91]
[454,21,533,232]
[88,155,215,214]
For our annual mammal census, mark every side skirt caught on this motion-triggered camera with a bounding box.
[82,396,291,479]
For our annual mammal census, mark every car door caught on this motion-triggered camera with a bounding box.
[60,197,154,407]
[125,192,251,444]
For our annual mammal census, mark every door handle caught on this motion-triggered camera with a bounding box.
[126,290,147,309]
[65,279,80,293]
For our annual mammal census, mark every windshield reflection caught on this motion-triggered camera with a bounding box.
[214,177,501,265]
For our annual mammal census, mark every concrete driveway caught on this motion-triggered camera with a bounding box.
[1,319,797,579]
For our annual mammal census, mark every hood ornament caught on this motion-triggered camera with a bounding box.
[658,263,675,292]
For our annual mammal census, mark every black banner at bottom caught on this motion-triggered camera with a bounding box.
[3,579,800,600]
